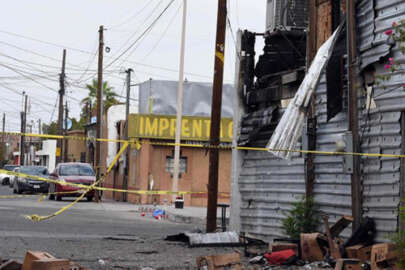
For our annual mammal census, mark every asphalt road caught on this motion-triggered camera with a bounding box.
[0,185,238,269]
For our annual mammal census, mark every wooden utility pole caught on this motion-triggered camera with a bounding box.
[305,0,317,203]
[95,25,104,202]
[38,119,41,134]
[347,0,361,231]
[2,113,5,160]
[123,68,133,202]
[172,0,187,203]
[206,0,227,233]
[20,95,28,166]
[64,101,69,162]
[57,49,66,165]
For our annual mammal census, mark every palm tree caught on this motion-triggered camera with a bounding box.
[81,80,119,111]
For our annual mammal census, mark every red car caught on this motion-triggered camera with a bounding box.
[48,162,96,202]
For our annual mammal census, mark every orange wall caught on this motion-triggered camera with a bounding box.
[104,140,231,207]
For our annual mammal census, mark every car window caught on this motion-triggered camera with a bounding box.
[60,165,94,176]
[20,166,49,176]
[3,165,18,171]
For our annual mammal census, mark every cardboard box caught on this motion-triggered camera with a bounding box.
[334,259,361,270]
[270,242,298,254]
[0,260,22,270]
[371,243,398,270]
[300,233,325,262]
[196,253,242,270]
[22,251,56,270]
[346,245,372,262]
[31,259,70,270]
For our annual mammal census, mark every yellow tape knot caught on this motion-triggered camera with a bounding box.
[24,214,41,221]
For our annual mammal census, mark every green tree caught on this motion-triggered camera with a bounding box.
[81,80,119,112]
[281,196,321,239]
[393,201,405,268]
[42,121,59,135]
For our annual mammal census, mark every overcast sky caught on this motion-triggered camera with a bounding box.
[0,0,266,132]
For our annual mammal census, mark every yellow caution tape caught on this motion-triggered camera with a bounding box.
[3,131,405,158]
[23,144,131,221]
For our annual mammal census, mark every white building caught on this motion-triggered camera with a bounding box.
[36,140,57,172]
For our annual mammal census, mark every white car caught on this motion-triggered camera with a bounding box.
[0,165,19,185]
[8,167,20,188]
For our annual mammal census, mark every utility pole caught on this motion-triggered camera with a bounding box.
[123,68,133,202]
[20,95,28,166]
[95,25,104,202]
[64,101,69,162]
[172,0,187,203]
[2,113,5,161]
[206,0,227,233]
[57,49,66,165]
[347,0,361,231]
[38,119,41,134]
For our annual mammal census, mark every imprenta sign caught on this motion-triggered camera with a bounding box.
[128,114,233,142]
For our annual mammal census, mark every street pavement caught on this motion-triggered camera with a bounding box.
[0,185,238,269]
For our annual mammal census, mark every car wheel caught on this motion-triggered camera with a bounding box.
[56,195,62,201]
[49,193,55,200]
[3,178,9,185]
[86,196,93,202]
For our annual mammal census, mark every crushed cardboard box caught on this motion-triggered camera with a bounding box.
[345,244,372,263]
[300,233,327,262]
[196,252,242,270]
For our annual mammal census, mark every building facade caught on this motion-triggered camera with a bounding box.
[231,0,405,243]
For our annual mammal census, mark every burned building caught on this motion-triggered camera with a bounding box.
[230,0,405,243]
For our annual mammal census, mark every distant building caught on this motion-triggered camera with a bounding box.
[101,80,235,207]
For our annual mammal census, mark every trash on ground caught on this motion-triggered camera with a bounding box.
[165,231,242,247]
[196,252,242,270]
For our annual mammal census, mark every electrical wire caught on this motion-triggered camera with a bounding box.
[0,36,214,80]
[104,0,175,70]
[108,0,157,29]
[141,1,182,62]
[109,0,163,61]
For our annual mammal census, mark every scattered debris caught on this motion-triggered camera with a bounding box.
[0,260,22,270]
[370,243,398,270]
[187,231,241,247]
[166,231,242,247]
[196,252,242,270]
[300,233,328,262]
[103,235,139,241]
[264,249,295,265]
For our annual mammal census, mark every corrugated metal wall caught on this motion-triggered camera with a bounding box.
[357,0,405,241]
[236,0,405,241]
[239,112,306,241]
[313,74,353,238]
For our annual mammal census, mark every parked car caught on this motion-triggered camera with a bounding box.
[13,166,49,194]
[9,167,20,188]
[0,165,19,185]
[48,163,96,202]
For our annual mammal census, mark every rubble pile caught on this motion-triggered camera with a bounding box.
[195,215,400,270]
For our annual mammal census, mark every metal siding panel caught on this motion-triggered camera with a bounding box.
[314,74,353,238]
[239,126,305,241]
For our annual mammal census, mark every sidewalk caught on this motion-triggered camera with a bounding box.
[101,200,230,225]
[137,204,230,225]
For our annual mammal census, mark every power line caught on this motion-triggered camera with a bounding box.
[108,0,158,29]
[110,0,163,60]
[141,1,182,61]
[104,0,175,69]
[0,63,81,102]
[0,35,215,80]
